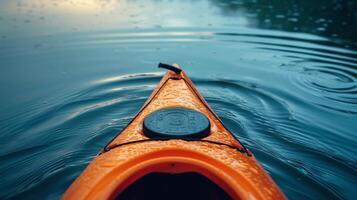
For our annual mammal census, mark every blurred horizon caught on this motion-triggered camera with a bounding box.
[0,0,356,49]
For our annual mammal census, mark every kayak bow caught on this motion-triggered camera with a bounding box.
[62,64,286,200]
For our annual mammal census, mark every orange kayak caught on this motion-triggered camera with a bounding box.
[62,64,286,200]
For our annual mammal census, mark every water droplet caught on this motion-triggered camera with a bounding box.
[245,13,257,18]
[25,19,31,23]
[315,18,326,23]
[232,0,243,5]
[218,2,228,7]
[275,15,285,19]
[288,18,298,22]
[317,27,326,32]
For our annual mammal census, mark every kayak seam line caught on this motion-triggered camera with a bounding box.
[101,139,250,156]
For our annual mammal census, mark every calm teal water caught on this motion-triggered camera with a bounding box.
[0,0,356,199]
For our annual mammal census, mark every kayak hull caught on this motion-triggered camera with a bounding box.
[62,65,286,200]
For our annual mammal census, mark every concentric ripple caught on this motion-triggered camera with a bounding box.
[282,59,357,114]
[0,26,357,200]
[196,79,357,200]
[0,72,161,199]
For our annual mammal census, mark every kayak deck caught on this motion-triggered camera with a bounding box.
[62,64,286,200]
[104,68,247,151]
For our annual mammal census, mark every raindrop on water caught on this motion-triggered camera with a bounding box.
[317,27,326,32]
[264,19,271,23]
[275,15,285,19]
[288,18,298,22]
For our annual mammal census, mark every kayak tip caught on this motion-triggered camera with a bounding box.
[158,62,182,74]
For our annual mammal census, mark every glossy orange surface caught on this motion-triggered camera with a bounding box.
[62,65,287,200]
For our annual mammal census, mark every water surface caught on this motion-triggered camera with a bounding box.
[0,0,356,199]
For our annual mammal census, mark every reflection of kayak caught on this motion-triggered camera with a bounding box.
[62,63,286,200]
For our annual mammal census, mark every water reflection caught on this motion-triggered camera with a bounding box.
[0,0,248,37]
[209,0,357,47]
[0,0,355,48]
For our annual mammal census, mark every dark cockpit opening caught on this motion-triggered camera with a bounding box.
[116,172,233,200]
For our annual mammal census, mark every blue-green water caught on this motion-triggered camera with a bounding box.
[0,0,356,199]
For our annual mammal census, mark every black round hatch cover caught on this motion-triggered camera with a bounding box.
[143,107,210,139]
